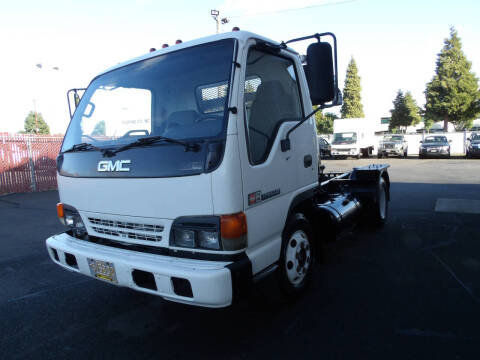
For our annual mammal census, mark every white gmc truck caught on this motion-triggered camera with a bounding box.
[331,118,376,159]
[46,31,390,308]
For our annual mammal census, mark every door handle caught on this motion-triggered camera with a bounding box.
[304,155,312,168]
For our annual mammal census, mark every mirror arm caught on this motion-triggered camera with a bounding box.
[67,88,86,119]
[281,106,324,152]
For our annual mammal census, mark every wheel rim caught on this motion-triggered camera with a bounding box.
[285,230,311,286]
[379,183,387,219]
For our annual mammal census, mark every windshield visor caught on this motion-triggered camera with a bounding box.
[332,132,357,145]
[62,40,235,152]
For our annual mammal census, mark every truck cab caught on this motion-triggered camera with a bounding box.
[47,31,389,307]
[331,118,375,159]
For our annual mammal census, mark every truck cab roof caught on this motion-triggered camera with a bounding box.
[98,31,299,78]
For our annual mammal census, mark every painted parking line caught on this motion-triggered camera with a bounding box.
[435,198,480,214]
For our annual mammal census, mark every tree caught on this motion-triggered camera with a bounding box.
[91,120,106,136]
[340,57,364,118]
[23,111,50,134]
[424,27,480,131]
[389,90,421,132]
[315,109,338,134]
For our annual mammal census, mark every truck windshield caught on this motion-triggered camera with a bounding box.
[424,136,447,143]
[61,40,235,152]
[332,132,357,144]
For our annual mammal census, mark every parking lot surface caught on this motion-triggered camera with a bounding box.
[1,157,479,359]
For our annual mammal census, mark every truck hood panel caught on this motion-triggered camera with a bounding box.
[57,174,213,219]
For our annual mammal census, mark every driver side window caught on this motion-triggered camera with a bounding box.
[244,48,303,164]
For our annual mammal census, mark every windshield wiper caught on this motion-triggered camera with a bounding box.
[104,136,200,157]
[62,142,106,154]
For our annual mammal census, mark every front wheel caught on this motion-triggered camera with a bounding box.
[278,213,315,300]
[404,150,408,157]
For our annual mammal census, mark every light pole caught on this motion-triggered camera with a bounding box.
[211,9,220,34]
[211,10,229,34]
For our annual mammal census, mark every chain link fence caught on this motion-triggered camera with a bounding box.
[0,133,63,195]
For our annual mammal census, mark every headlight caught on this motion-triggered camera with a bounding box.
[170,213,247,251]
[56,203,87,238]
[442,145,449,150]
[198,230,220,250]
[395,144,402,148]
[173,229,196,248]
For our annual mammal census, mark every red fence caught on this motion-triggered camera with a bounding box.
[0,134,63,195]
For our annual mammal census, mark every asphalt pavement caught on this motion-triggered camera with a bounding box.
[1,157,479,359]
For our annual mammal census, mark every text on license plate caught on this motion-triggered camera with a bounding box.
[88,258,117,283]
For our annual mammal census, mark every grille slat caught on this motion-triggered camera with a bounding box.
[88,217,164,243]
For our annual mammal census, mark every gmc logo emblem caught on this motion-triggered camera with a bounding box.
[97,160,131,172]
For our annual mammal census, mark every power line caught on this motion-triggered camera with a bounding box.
[227,0,358,19]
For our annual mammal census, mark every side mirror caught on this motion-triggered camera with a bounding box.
[448,140,452,143]
[467,138,471,141]
[419,140,423,143]
[304,42,335,105]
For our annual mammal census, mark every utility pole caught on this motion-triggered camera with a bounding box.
[33,99,38,133]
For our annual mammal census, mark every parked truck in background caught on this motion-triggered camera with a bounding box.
[46,31,390,308]
[331,118,376,159]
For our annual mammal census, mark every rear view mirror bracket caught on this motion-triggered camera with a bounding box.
[280,32,341,152]
[67,88,87,119]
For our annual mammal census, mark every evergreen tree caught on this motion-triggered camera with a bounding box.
[23,111,50,134]
[340,57,364,118]
[424,27,480,131]
[315,109,338,134]
[389,90,421,132]
[91,120,106,136]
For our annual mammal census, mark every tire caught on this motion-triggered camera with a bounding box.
[403,150,407,157]
[278,213,315,300]
[377,153,383,159]
[370,177,388,227]
[355,154,360,160]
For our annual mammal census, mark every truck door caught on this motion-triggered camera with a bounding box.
[237,45,310,273]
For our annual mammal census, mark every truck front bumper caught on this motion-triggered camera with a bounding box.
[331,148,359,156]
[46,232,249,308]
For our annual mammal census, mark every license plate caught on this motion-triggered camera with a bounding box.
[88,258,117,283]
[429,149,437,152]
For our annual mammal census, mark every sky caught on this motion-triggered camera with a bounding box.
[0,0,479,134]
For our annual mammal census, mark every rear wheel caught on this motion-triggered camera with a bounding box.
[370,177,388,227]
[377,152,383,159]
[278,213,315,300]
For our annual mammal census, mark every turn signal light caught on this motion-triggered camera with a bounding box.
[56,202,64,219]
[221,213,247,239]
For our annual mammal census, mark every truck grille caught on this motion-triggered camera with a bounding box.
[88,217,164,243]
